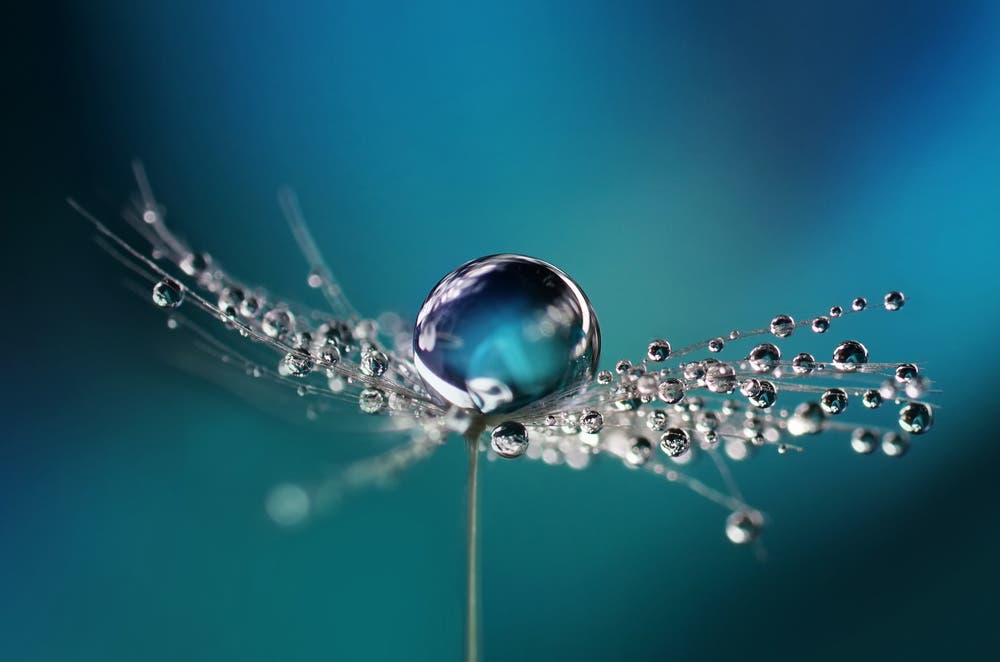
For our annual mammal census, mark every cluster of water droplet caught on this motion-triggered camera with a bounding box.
[79,165,935,545]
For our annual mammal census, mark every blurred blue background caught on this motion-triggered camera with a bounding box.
[5,1,1000,660]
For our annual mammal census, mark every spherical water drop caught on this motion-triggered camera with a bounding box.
[281,352,314,377]
[740,378,762,398]
[725,510,763,545]
[788,401,826,436]
[358,388,386,414]
[862,389,882,409]
[832,340,868,371]
[748,343,781,373]
[360,347,389,377]
[615,359,632,374]
[898,402,933,434]
[791,352,816,375]
[881,432,909,457]
[748,380,776,409]
[490,421,529,458]
[597,370,613,385]
[412,255,600,414]
[770,314,795,338]
[884,291,905,311]
[262,309,295,339]
[820,388,848,414]
[657,378,685,404]
[625,436,653,467]
[659,428,690,457]
[647,340,671,362]
[580,410,604,434]
[830,305,843,318]
[852,297,867,312]
[152,278,184,308]
[894,363,918,383]
[705,364,737,394]
[811,317,829,334]
[708,337,725,353]
[851,429,877,455]
[646,409,668,432]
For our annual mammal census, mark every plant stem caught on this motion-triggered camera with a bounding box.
[465,429,481,662]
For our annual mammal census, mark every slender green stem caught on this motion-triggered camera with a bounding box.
[465,430,481,662]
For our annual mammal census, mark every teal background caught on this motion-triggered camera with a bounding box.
[5,1,1000,660]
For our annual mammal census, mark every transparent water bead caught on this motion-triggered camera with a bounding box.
[151,277,184,308]
[899,402,933,434]
[490,421,529,458]
[413,254,600,414]
[725,510,763,545]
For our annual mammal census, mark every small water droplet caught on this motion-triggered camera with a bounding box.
[820,388,848,414]
[884,291,905,311]
[580,410,604,434]
[851,428,877,455]
[358,388,386,414]
[748,380,776,409]
[597,370,613,385]
[747,343,781,373]
[657,378,685,404]
[152,278,184,308]
[708,337,725,352]
[491,421,529,458]
[281,352,314,377]
[647,340,671,362]
[811,317,829,334]
[832,340,868,371]
[862,389,882,409]
[852,297,867,312]
[625,436,653,467]
[360,347,389,377]
[791,352,816,375]
[262,309,295,339]
[770,314,795,338]
[881,432,909,457]
[725,510,763,545]
[659,428,690,457]
[898,402,933,434]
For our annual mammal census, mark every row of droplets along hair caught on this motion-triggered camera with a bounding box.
[72,162,935,546]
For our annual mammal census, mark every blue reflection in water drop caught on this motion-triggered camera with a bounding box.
[413,254,601,414]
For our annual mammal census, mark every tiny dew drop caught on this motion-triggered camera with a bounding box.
[657,378,685,404]
[851,428,877,455]
[281,352,314,378]
[490,421,529,458]
[898,402,933,434]
[358,388,386,414]
[152,277,184,308]
[659,428,690,457]
[884,291,905,311]
[811,317,829,334]
[725,510,763,545]
[882,431,909,457]
[360,347,389,377]
[770,314,795,338]
[707,337,725,353]
[647,339,671,362]
[852,297,867,312]
[862,389,882,409]
[820,388,848,414]
[747,343,781,373]
[625,436,653,467]
[831,340,869,371]
[580,410,604,434]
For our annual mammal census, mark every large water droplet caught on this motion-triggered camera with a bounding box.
[820,388,848,414]
[412,255,600,414]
